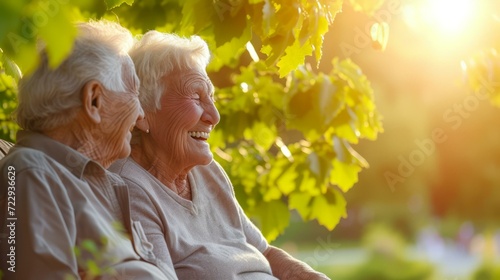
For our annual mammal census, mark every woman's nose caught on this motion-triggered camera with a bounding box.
[202,101,220,126]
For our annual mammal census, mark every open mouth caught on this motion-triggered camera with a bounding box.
[188,131,209,140]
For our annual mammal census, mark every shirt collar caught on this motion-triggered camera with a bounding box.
[15,130,102,179]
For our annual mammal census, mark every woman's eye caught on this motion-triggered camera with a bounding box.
[191,95,201,104]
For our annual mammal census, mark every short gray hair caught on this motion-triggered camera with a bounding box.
[129,31,210,113]
[16,20,135,132]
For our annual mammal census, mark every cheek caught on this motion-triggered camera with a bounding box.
[150,104,200,158]
[100,98,137,146]
[159,101,201,130]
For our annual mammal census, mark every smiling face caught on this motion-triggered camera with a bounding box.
[148,69,220,170]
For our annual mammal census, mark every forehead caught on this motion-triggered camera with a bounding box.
[165,69,213,91]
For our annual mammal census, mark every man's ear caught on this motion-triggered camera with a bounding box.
[81,80,103,124]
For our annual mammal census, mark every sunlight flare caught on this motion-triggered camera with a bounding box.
[424,0,475,33]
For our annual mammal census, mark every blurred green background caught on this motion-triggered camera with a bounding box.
[270,0,500,279]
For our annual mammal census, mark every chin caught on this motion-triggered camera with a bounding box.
[118,145,132,159]
[196,154,213,166]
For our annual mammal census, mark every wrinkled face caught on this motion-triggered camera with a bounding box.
[149,69,220,169]
[99,59,144,164]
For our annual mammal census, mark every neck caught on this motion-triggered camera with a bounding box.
[130,135,193,199]
[43,121,111,168]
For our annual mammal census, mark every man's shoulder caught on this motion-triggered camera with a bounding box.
[0,145,79,186]
[1,146,54,171]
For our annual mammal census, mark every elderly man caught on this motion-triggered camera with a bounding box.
[0,21,175,279]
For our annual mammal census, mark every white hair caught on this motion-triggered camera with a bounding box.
[129,31,210,112]
[16,20,135,132]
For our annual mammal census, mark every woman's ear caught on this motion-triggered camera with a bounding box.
[135,117,150,133]
[81,80,103,124]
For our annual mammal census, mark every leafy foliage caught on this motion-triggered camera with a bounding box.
[461,0,500,107]
[0,0,385,240]
[210,58,381,238]
[0,52,19,141]
[463,48,500,107]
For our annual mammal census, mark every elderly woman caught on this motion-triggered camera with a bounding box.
[0,22,175,279]
[109,31,330,279]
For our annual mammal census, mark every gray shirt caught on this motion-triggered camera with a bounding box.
[0,131,176,279]
[109,158,278,280]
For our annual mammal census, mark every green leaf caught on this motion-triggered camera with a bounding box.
[333,58,373,98]
[9,40,38,75]
[261,33,294,67]
[272,0,301,36]
[276,39,312,77]
[330,158,362,192]
[253,199,290,242]
[310,188,347,230]
[86,260,101,276]
[38,6,78,69]
[212,0,248,47]
[73,246,81,257]
[263,186,281,201]
[317,75,343,124]
[105,0,134,10]
[298,170,320,195]
[286,79,314,119]
[286,71,346,140]
[325,0,344,22]
[180,0,214,34]
[330,108,360,143]
[289,191,312,220]
[307,151,331,183]
[208,21,251,71]
[0,52,21,82]
[332,136,368,167]
[308,5,330,64]
[81,239,98,255]
[276,163,297,195]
